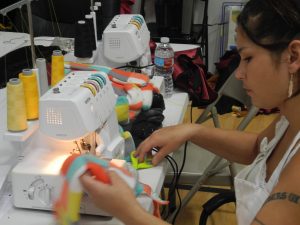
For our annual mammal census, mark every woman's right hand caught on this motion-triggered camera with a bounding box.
[80,170,172,225]
[136,124,194,166]
[80,171,144,221]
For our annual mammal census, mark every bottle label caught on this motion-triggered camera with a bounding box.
[154,57,174,68]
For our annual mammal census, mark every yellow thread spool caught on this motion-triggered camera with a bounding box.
[19,69,39,120]
[51,50,65,87]
[7,78,28,132]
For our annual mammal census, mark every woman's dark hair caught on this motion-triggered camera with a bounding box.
[237,0,300,53]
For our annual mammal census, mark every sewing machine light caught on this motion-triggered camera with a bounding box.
[44,153,71,174]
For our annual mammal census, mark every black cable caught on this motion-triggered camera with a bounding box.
[115,63,154,70]
[170,103,194,222]
[176,187,182,218]
[163,155,178,219]
[152,148,179,190]
[152,145,187,224]
[151,148,179,219]
[199,191,236,225]
[165,156,177,191]
[171,141,188,224]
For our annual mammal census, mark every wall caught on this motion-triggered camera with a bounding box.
[134,0,247,72]
[205,0,246,72]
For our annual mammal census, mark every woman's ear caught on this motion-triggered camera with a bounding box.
[288,40,300,73]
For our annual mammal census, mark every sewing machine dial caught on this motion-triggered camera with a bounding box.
[26,178,53,206]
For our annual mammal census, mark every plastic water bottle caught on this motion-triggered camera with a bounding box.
[153,37,174,98]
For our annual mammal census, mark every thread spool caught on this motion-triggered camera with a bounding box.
[85,14,97,50]
[90,10,98,42]
[19,69,39,120]
[7,78,28,132]
[51,50,65,87]
[93,5,103,40]
[94,1,101,7]
[74,20,93,58]
[101,0,120,29]
[36,58,49,95]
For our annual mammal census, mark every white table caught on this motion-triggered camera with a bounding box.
[0,89,188,225]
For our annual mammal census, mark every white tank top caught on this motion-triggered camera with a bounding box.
[234,116,300,225]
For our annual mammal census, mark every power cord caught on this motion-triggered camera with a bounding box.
[151,147,179,220]
[170,141,187,224]
[151,140,188,224]
[169,104,194,223]
[115,63,154,70]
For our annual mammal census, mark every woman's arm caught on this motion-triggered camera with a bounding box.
[137,113,281,165]
[137,123,259,165]
[188,124,259,164]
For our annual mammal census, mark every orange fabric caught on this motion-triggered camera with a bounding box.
[60,154,79,175]
[87,162,111,184]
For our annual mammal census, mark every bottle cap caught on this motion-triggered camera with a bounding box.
[53,50,62,56]
[36,58,46,63]
[9,78,20,85]
[85,14,93,19]
[95,2,101,7]
[22,68,33,75]
[160,37,170,43]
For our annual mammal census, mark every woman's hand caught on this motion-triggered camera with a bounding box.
[80,171,171,225]
[136,124,194,166]
[80,171,143,221]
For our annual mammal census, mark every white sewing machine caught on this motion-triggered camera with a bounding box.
[103,14,151,67]
[11,70,125,215]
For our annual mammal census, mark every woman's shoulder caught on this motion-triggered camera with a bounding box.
[273,136,300,199]
[274,130,300,194]
[257,114,286,144]
[253,139,300,225]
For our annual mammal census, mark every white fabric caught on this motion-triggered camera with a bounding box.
[234,116,300,225]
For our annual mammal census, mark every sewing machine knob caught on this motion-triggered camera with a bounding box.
[53,87,60,93]
[27,178,44,200]
[27,186,35,200]
[38,186,52,206]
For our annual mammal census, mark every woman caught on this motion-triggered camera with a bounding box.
[80,0,300,224]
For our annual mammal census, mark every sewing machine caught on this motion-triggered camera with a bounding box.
[11,70,125,215]
[103,14,151,67]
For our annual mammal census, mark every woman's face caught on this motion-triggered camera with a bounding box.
[235,27,290,109]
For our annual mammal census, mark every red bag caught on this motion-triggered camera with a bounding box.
[173,50,218,107]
